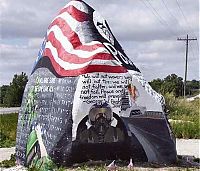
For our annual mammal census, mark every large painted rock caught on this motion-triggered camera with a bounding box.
[16,0,177,169]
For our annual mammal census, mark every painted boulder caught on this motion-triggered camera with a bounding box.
[16,0,177,169]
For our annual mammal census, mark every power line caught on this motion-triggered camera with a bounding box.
[145,0,166,24]
[189,43,198,63]
[175,0,188,24]
[160,0,179,23]
[158,0,199,65]
[140,0,177,37]
[175,0,198,61]
[175,0,199,48]
[177,34,197,98]
[160,0,188,36]
[140,0,165,26]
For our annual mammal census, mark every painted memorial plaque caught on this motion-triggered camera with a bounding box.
[16,0,177,169]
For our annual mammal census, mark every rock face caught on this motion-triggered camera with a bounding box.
[16,0,177,169]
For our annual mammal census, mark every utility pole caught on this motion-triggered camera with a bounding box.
[177,34,197,99]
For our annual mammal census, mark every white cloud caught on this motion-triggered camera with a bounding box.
[0,43,38,85]
[28,38,43,49]
[0,0,199,85]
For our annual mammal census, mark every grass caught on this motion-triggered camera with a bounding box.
[0,113,18,147]
[0,96,199,170]
[165,93,199,139]
[0,94,199,149]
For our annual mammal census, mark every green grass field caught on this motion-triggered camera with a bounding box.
[0,95,199,148]
[0,113,18,148]
[165,94,199,139]
[0,100,199,170]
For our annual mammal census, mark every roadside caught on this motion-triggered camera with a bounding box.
[1,139,199,162]
[0,147,15,162]
[186,94,200,102]
[0,107,20,115]
[0,139,199,171]
[176,139,200,158]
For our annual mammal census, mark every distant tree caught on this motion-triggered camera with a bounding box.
[0,85,9,104]
[161,74,183,97]
[149,78,163,93]
[150,74,184,97]
[190,80,200,89]
[4,72,28,107]
[186,80,200,95]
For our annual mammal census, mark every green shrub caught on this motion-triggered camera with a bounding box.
[165,93,199,139]
[171,122,199,139]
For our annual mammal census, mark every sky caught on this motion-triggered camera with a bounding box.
[0,0,199,85]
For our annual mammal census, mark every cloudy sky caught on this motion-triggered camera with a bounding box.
[0,0,199,85]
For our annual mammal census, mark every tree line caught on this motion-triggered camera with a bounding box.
[149,74,199,97]
[0,73,199,107]
[0,72,28,107]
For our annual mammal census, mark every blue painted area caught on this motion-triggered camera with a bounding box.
[32,34,47,71]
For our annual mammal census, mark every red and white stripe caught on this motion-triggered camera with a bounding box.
[43,0,127,76]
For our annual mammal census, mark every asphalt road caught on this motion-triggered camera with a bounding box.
[0,147,15,162]
[0,107,20,114]
[176,139,200,158]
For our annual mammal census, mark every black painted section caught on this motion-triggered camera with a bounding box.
[121,117,177,164]
[70,114,147,163]
[16,68,77,166]
[32,57,62,78]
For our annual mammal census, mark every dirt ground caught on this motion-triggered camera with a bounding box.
[1,160,199,171]
[0,139,199,170]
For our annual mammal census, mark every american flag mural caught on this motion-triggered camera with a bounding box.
[16,0,176,169]
[33,0,140,76]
